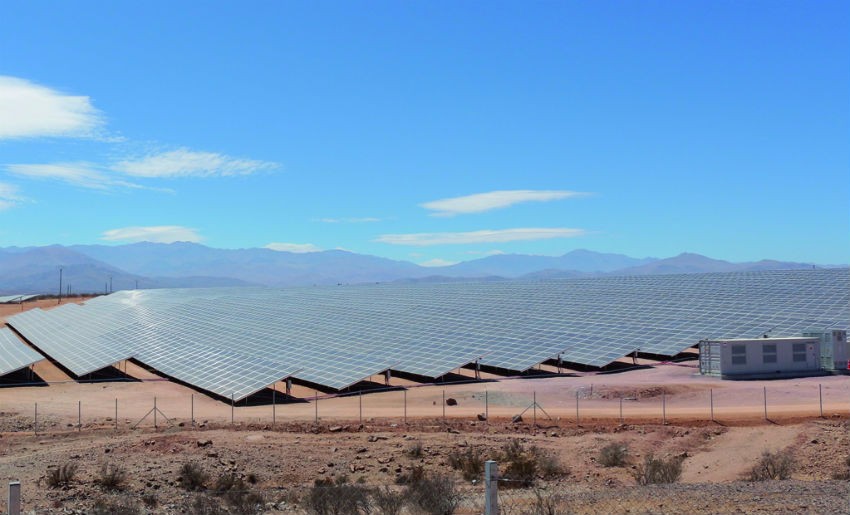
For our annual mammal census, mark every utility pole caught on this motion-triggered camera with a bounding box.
[58,266,63,304]
[109,275,113,293]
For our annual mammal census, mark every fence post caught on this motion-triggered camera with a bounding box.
[34,403,37,436]
[272,386,276,428]
[191,394,195,428]
[154,397,158,428]
[533,391,537,427]
[710,389,714,422]
[763,386,768,421]
[78,400,81,432]
[484,460,499,515]
[485,389,489,424]
[575,390,580,425]
[8,480,21,515]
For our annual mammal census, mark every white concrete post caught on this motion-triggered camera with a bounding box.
[484,460,499,515]
[8,480,21,515]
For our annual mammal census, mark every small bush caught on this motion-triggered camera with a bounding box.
[447,445,485,481]
[526,488,566,515]
[748,450,794,481]
[372,486,405,515]
[406,472,461,515]
[306,477,372,515]
[179,462,208,491]
[633,454,684,485]
[96,462,127,491]
[834,456,850,480]
[212,473,265,513]
[405,441,424,458]
[396,465,425,485]
[46,462,78,488]
[498,440,564,487]
[598,443,629,468]
[185,494,228,515]
[90,498,141,515]
[141,493,158,508]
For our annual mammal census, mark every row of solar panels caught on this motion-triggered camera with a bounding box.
[5,268,849,401]
[0,294,39,304]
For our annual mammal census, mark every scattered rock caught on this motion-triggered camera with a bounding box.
[445,398,458,406]
[477,413,488,421]
[512,415,523,424]
[328,426,343,433]
[197,439,213,448]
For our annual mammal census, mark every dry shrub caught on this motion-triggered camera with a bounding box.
[46,462,78,488]
[834,456,850,480]
[96,462,127,491]
[598,443,629,468]
[90,497,141,515]
[406,472,461,515]
[748,450,794,481]
[405,440,424,458]
[633,454,684,485]
[500,439,566,488]
[307,477,372,515]
[180,462,209,491]
[372,486,405,515]
[396,465,425,485]
[448,445,485,481]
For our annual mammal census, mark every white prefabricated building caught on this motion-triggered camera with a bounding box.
[699,337,822,378]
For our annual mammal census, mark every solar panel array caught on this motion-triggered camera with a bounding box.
[6,268,849,401]
[0,294,39,304]
[0,328,44,376]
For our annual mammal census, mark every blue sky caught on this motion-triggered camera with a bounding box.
[0,1,847,266]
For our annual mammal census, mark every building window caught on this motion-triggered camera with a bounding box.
[792,343,807,362]
[762,344,777,364]
[731,345,746,365]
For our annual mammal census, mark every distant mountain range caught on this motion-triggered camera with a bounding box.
[0,242,836,295]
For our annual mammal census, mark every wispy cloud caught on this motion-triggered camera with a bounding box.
[422,189,588,217]
[314,217,382,224]
[5,162,166,192]
[419,258,459,267]
[376,228,586,246]
[0,76,104,139]
[113,148,278,178]
[102,225,202,243]
[0,182,24,210]
[265,242,322,253]
[466,249,506,256]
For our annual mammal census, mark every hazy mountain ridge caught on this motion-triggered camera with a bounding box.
[0,243,833,294]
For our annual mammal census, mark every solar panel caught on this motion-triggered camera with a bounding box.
[6,268,848,400]
[0,327,43,376]
[0,294,39,304]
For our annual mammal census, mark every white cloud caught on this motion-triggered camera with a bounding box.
[102,225,202,243]
[376,228,586,246]
[315,217,382,224]
[0,182,24,210]
[5,162,160,191]
[422,189,587,217]
[466,249,506,256]
[265,242,322,253]
[0,76,104,139]
[419,258,459,267]
[113,148,278,178]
